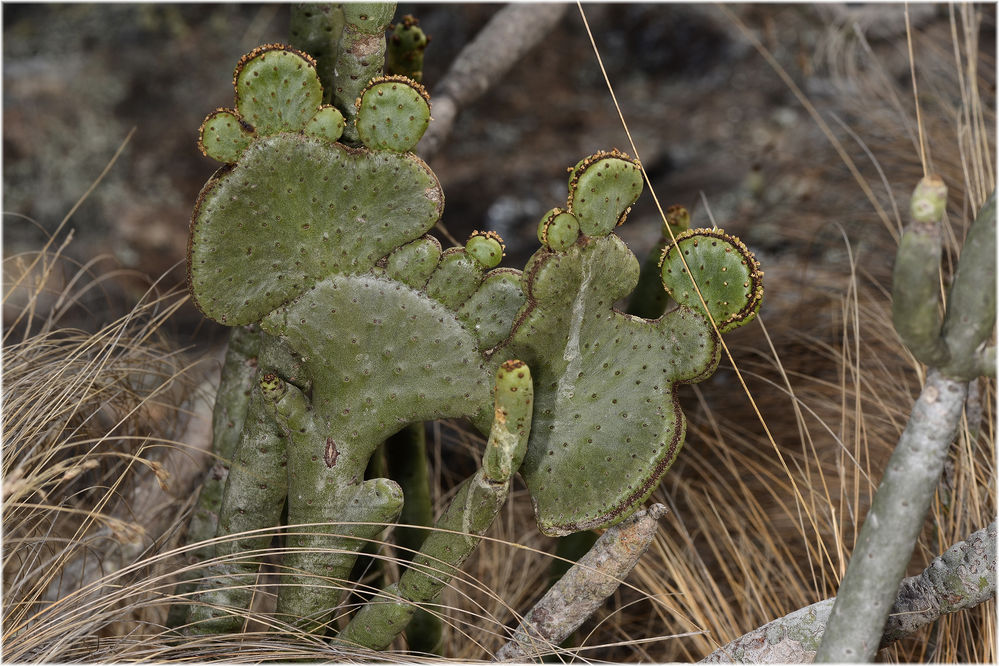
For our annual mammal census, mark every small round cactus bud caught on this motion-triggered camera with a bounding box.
[259,372,286,399]
[304,105,345,144]
[665,205,691,236]
[465,231,505,269]
[199,109,253,163]
[537,208,580,252]
[356,75,431,153]
[387,15,429,83]
[910,175,948,223]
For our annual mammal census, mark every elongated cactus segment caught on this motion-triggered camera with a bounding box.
[387,14,429,82]
[334,3,396,144]
[356,76,431,153]
[187,374,290,634]
[891,176,949,366]
[289,3,345,103]
[939,191,996,379]
[892,179,996,379]
[168,325,263,628]
[337,360,534,650]
[659,228,764,334]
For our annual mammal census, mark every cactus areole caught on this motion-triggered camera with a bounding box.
[188,45,764,539]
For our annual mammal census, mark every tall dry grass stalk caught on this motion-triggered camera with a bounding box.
[2,5,993,663]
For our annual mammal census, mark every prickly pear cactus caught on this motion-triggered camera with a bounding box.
[187,41,766,638]
[499,150,764,536]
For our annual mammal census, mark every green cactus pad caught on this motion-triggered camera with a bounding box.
[304,105,345,143]
[188,133,443,325]
[356,76,432,153]
[341,3,397,33]
[659,228,764,334]
[465,231,505,269]
[567,150,644,237]
[538,208,581,252]
[425,247,485,310]
[261,272,495,458]
[199,110,253,163]
[503,233,720,536]
[457,269,526,349]
[234,45,323,136]
[384,235,442,290]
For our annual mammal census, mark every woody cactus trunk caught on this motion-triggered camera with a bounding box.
[176,5,765,652]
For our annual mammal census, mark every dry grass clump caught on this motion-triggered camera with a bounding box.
[2,5,994,663]
[2,229,210,661]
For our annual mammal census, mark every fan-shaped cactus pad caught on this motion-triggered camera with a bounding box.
[189,134,443,325]
[659,228,764,333]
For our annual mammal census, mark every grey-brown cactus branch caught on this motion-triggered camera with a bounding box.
[417,3,568,161]
[814,184,996,662]
[701,522,996,664]
[495,504,668,661]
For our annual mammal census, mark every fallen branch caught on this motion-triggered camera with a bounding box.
[495,504,667,661]
[417,3,568,162]
[701,522,996,663]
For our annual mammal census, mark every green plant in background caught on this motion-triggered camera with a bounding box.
[177,4,766,651]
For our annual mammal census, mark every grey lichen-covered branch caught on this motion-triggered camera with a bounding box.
[417,3,568,161]
[494,504,668,661]
[814,182,996,662]
[701,522,996,664]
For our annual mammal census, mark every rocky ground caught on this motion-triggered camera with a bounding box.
[9,4,989,342]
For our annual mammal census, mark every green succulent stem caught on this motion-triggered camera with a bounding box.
[891,176,950,366]
[334,3,396,145]
[384,422,442,654]
[939,191,996,380]
[168,325,262,628]
[289,3,345,104]
[186,337,297,634]
[386,15,429,82]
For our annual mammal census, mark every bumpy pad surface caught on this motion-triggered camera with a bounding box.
[189,133,442,325]
[262,273,494,459]
[659,228,763,334]
[504,235,720,535]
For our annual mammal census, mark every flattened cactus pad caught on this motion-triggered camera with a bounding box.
[499,149,759,536]
[567,150,644,236]
[356,76,432,153]
[659,228,764,333]
[188,46,445,326]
